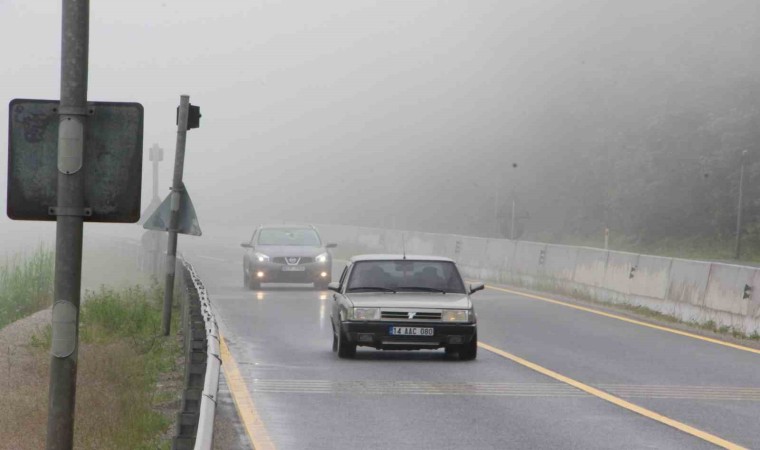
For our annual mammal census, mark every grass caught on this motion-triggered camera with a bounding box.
[0,245,53,329]
[24,283,182,449]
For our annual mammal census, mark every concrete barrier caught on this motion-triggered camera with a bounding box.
[573,248,608,288]
[630,255,672,300]
[313,222,760,335]
[543,244,579,282]
[455,236,489,279]
[602,251,639,299]
[703,263,755,318]
[405,231,436,255]
[481,239,516,283]
[508,241,548,286]
[666,258,712,323]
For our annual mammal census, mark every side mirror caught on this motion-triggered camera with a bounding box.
[240,243,252,248]
[469,282,485,294]
[327,281,341,292]
[326,243,338,249]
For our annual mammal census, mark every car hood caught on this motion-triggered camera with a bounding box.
[346,292,472,309]
[254,245,325,257]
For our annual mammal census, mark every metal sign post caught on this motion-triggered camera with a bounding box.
[47,1,88,448]
[162,95,190,336]
[143,98,201,335]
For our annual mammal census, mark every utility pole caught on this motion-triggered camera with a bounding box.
[510,197,516,240]
[150,144,163,274]
[494,189,499,237]
[47,1,88,448]
[735,149,748,260]
[162,96,190,336]
[150,144,163,204]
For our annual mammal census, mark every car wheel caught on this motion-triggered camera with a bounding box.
[337,329,356,359]
[243,270,249,288]
[332,329,338,352]
[314,280,329,290]
[458,333,478,361]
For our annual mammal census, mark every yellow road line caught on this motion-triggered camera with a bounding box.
[485,284,760,356]
[478,342,747,450]
[219,334,277,450]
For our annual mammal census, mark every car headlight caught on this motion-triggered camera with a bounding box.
[315,252,329,263]
[254,252,270,263]
[351,307,380,321]
[442,310,469,322]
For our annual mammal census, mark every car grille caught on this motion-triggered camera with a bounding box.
[272,257,314,264]
[381,310,442,321]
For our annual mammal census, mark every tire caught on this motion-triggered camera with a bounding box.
[332,329,338,352]
[458,333,478,361]
[337,329,356,359]
[314,280,329,290]
[243,270,250,288]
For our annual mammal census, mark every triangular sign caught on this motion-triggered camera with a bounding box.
[142,184,202,236]
[137,196,162,226]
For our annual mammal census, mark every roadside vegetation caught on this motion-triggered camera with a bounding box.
[2,283,182,449]
[0,246,54,329]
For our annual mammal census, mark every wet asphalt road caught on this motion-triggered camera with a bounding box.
[183,240,760,450]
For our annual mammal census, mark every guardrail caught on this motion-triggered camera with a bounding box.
[173,258,221,450]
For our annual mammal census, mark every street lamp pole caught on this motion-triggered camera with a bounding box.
[734,150,748,260]
[510,196,516,240]
[494,189,499,237]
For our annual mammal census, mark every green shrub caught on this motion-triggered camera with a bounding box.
[0,246,54,329]
[30,283,181,449]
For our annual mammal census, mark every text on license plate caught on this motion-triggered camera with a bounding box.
[282,266,305,272]
[389,326,434,336]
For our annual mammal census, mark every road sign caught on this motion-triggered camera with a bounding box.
[7,99,144,222]
[138,196,162,226]
[143,183,202,236]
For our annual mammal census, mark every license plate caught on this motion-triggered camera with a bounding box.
[389,326,434,336]
[282,266,305,272]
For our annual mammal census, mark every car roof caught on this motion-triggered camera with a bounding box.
[259,224,316,230]
[349,254,455,263]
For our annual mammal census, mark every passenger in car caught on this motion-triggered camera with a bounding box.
[419,266,445,290]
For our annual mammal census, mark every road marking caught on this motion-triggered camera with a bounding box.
[218,377,760,401]
[479,342,747,450]
[219,334,276,450]
[485,284,760,356]
[241,379,585,397]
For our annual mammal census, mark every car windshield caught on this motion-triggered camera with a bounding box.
[257,229,321,246]
[346,260,466,294]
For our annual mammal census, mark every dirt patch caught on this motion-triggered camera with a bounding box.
[0,309,52,449]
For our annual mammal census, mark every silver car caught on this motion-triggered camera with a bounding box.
[241,225,337,290]
[329,255,483,360]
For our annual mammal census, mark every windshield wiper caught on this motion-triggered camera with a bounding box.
[397,286,447,294]
[347,286,396,293]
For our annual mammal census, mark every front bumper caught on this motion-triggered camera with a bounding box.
[341,321,477,350]
[250,261,331,283]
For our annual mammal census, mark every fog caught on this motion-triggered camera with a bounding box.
[2,0,759,252]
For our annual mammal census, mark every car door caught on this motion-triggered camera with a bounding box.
[331,264,350,328]
[245,229,259,271]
